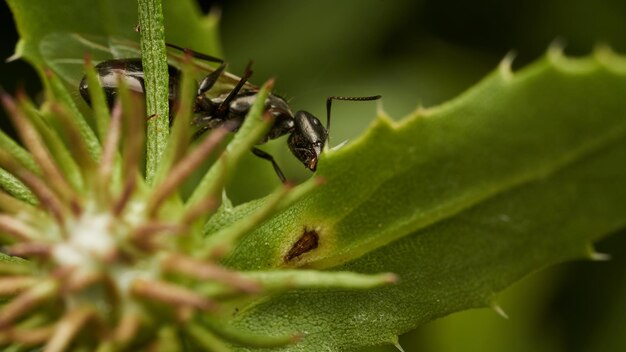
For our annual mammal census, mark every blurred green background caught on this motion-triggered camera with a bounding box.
[1,0,625,351]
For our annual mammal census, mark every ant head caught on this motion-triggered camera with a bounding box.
[288,111,328,171]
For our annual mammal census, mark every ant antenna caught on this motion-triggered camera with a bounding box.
[325,95,381,140]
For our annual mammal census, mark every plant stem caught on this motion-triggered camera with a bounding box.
[137,0,169,184]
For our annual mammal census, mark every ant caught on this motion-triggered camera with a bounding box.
[79,45,380,182]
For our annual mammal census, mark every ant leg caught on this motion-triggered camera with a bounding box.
[191,125,211,140]
[198,63,227,96]
[217,61,254,115]
[252,147,287,183]
[165,43,224,63]
[192,63,229,138]
[325,95,382,137]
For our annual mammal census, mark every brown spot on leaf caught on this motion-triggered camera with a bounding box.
[284,228,319,262]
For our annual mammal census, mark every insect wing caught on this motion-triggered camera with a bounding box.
[163,44,257,94]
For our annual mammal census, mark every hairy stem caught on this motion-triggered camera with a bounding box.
[137,0,169,184]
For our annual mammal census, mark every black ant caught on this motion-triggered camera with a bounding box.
[79,45,380,182]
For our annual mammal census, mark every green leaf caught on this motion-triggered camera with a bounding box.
[212,49,626,350]
[6,0,219,73]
